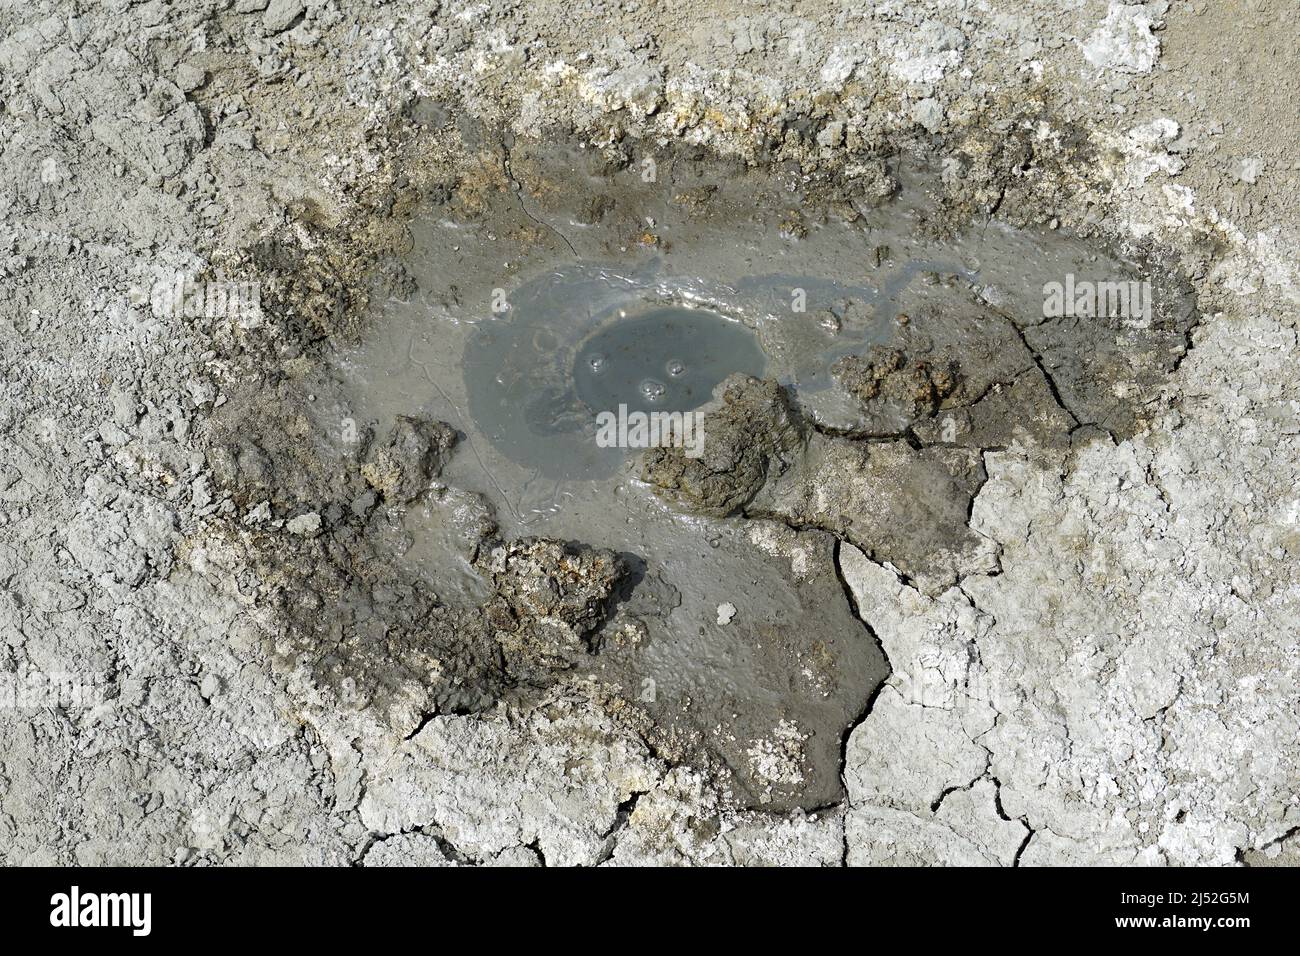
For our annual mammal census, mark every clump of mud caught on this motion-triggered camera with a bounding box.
[213,410,631,732]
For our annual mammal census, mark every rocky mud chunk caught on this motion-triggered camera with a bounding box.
[833,346,961,424]
[361,416,457,503]
[476,538,626,676]
[640,374,805,516]
[832,286,1038,435]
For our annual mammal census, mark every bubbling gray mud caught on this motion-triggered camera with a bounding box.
[463,267,767,480]
[460,256,968,483]
[336,150,1158,532]
[573,307,765,418]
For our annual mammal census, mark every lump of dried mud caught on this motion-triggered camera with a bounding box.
[361,415,457,503]
[832,346,962,423]
[640,374,804,516]
[265,529,630,725]
[476,538,626,674]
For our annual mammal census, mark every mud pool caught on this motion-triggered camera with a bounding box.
[462,277,769,481]
[317,147,1193,808]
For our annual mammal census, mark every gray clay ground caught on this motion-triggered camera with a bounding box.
[1,0,1297,866]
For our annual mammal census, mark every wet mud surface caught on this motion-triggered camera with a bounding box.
[211,130,1198,810]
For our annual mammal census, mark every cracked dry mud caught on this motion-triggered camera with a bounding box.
[1,0,1297,867]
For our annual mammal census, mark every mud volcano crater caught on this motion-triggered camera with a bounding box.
[463,282,767,480]
[226,130,1198,810]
